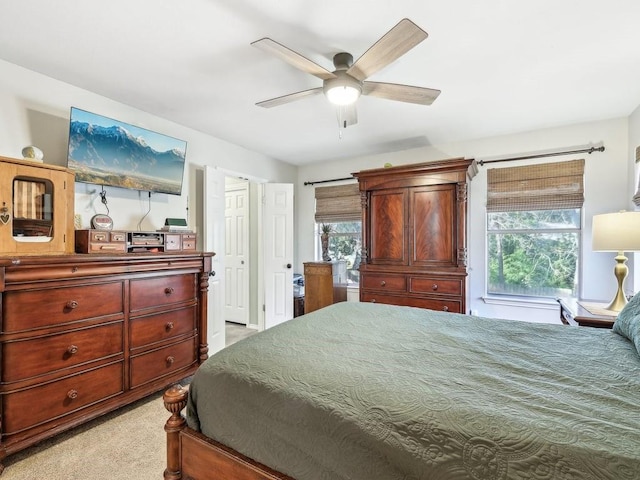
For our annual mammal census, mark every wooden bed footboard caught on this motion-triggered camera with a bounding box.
[163,385,293,480]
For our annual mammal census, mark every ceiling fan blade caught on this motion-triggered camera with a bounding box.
[256,87,323,108]
[347,18,428,81]
[252,38,336,81]
[336,103,358,128]
[362,81,441,105]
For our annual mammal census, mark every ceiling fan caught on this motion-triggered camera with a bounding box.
[251,18,440,128]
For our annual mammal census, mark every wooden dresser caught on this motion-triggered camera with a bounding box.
[0,252,212,469]
[303,261,347,314]
[353,158,473,314]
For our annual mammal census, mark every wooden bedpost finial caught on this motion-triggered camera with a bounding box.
[164,384,188,480]
[163,384,188,415]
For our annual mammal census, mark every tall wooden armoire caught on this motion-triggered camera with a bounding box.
[353,158,473,314]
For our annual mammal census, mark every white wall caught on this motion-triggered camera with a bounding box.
[4,57,639,325]
[628,103,640,290]
[0,59,297,235]
[296,117,632,323]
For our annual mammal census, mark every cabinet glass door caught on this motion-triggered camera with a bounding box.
[12,177,54,240]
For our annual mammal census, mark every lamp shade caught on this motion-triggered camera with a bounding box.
[592,211,640,252]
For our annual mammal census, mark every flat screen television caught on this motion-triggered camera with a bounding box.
[66,107,187,196]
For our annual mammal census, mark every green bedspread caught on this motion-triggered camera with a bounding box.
[187,302,640,480]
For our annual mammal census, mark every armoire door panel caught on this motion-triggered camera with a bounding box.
[411,185,456,266]
[369,189,407,265]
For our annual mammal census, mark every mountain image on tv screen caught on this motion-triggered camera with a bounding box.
[67,107,187,195]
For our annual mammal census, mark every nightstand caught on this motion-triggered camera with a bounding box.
[557,298,617,328]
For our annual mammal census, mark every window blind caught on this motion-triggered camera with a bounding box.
[314,183,361,223]
[487,159,585,212]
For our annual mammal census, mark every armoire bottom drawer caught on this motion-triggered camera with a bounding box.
[2,361,124,435]
[361,293,462,313]
[410,276,462,296]
[130,337,198,388]
[361,273,406,292]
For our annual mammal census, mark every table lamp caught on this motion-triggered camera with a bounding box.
[592,211,640,311]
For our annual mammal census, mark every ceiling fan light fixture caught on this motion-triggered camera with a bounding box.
[323,72,362,106]
[326,85,361,105]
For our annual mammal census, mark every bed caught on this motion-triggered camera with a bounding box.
[163,301,640,480]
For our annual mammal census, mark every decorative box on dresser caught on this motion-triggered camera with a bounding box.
[0,252,213,471]
[353,158,474,313]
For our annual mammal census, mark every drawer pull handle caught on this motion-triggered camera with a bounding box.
[432,284,438,291]
[443,306,449,312]
[166,356,175,366]
[165,287,174,295]
[67,345,79,355]
[67,389,78,399]
[166,322,175,331]
[370,299,376,303]
[380,281,386,287]
[66,300,79,309]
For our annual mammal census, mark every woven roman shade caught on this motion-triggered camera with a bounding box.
[487,159,585,212]
[314,183,361,223]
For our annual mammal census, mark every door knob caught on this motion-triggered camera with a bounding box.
[286,263,292,269]
[209,270,216,277]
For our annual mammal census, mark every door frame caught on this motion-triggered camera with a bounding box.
[224,179,250,326]
[199,167,293,337]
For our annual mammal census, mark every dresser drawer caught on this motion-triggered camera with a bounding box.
[361,293,462,313]
[2,362,124,435]
[130,336,198,388]
[2,282,124,332]
[361,273,407,292]
[129,274,197,312]
[409,276,463,296]
[181,235,197,251]
[165,234,182,251]
[2,322,123,383]
[130,306,196,349]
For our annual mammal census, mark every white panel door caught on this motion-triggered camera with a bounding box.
[224,181,249,325]
[263,183,294,329]
[204,166,226,355]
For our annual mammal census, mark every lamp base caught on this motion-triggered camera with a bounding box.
[605,253,629,312]
[605,291,628,312]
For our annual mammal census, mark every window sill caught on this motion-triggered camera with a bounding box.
[481,295,561,310]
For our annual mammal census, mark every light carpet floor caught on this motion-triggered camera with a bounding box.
[3,390,170,480]
[3,323,258,479]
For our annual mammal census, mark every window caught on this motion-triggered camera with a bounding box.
[317,221,362,285]
[314,183,362,285]
[487,209,580,297]
[486,159,584,299]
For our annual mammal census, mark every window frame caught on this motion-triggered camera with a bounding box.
[485,208,583,300]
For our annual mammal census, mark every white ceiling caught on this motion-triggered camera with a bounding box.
[1,1,640,166]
